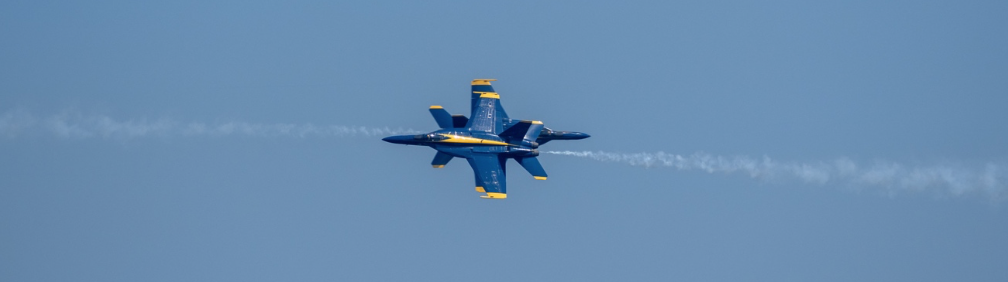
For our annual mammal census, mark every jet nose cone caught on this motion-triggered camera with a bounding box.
[382,135,413,144]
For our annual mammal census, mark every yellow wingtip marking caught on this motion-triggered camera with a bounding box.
[430,105,443,109]
[534,176,547,180]
[475,186,485,193]
[480,192,507,199]
[471,79,497,85]
[532,120,543,125]
[432,165,445,168]
[477,92,500,99]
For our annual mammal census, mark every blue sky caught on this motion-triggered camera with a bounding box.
[2,1,1007,281]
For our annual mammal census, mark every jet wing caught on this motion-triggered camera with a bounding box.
[465,92,503,134]
[466,153,508,199]
[470,79,509,122]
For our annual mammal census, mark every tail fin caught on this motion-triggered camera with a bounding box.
[429,105,454,129]
[498,120,544,147]
[522,121,545,144]
[517,157,548,180]
[431,151,453,168]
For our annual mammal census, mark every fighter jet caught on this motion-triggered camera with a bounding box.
[382,79,590,199]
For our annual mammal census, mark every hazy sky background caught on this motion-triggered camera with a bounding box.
[2,1,1007,281]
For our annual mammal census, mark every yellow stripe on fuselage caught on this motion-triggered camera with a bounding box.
[473,91,499,99]
[436,134,511,146]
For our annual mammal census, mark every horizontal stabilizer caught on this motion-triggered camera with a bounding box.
[517,157,548,180]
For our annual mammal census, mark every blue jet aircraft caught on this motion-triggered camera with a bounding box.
[382,79,590,199]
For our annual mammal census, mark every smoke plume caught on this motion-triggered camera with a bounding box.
[0,109,420,139]
[7,109,1005,200]
[544,150,1007,200]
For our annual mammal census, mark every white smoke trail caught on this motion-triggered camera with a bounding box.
[544,150,1007,200]
[0,109,421,139]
